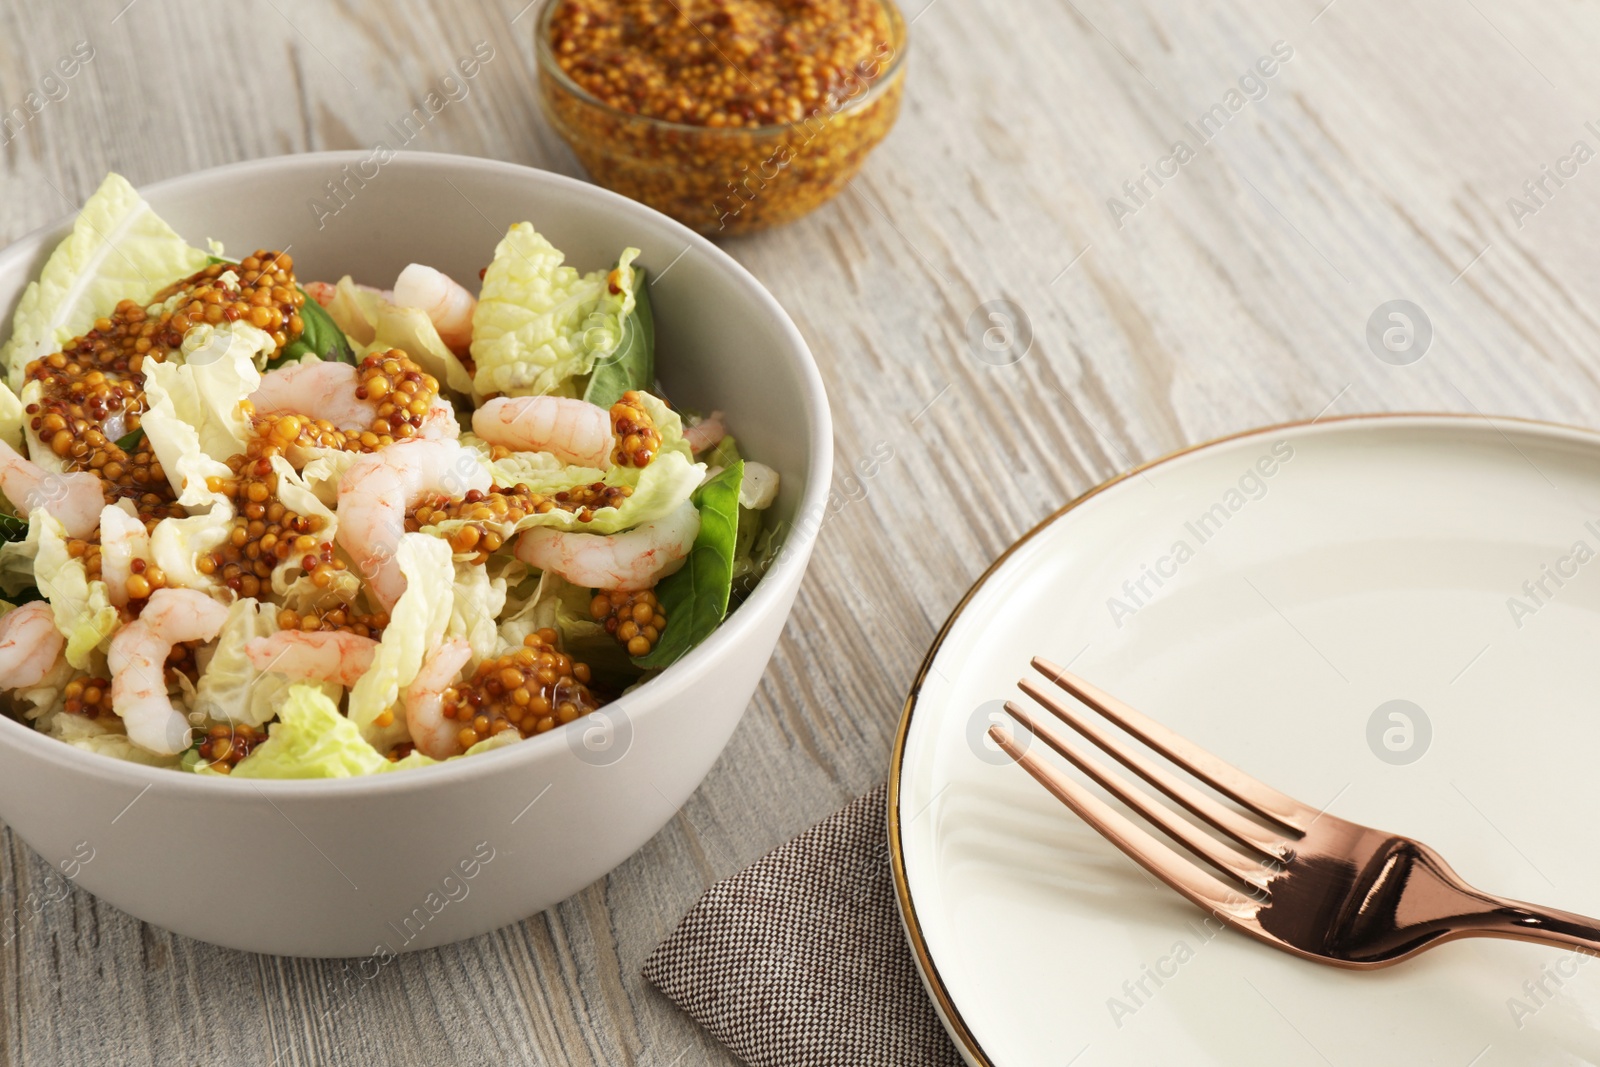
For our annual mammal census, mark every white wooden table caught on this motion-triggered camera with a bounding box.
[5,0,1600,1062]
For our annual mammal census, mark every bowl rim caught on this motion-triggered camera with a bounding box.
[533,0,909,138]
[0,149,834,796]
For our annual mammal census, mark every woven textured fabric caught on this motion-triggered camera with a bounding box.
[642,786,964,1067]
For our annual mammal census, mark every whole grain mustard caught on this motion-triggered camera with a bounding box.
[538,0,906,234]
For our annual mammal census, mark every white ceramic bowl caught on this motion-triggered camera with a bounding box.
[0,152,832,957]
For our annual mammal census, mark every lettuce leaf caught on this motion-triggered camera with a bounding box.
[49,710,183,769]
[495,570,552,653]
[266,455,338,595]
[323,276,474,395]
[462,731,523,757]
[2,172,208,392]
[733,502,762,563]
[18,381,66,475]
[320,279,376,346]
[447,558,511,666]
[0,380,23,454]
[276,568,363,619]
[485,448,702,536]
[191,598,338,727]
[30,510,119,668]
[144,321,265,472]
[425,393,701,552]
[133,321,262,597]
[581,264,653,409]
[469,223,638,399]
[147,501,235,592]
[346,533,455,750]
[705,433,742,471]
[138,323,265,510]
[294,446,360,509]
[223,682,520,777]
[633,461,742,669]
[527,572,639,686]
[231,683,436,778]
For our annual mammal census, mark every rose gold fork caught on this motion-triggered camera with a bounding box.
[989,657,1600,968]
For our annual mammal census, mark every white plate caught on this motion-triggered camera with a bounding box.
[891,415,1600,1067]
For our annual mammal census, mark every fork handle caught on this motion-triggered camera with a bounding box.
[1471,894,1600,957]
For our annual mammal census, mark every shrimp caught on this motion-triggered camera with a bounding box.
[337,438,491,611]
[245,631,468,757]
[303,281,337,308]
[244,630,377,687]
[109,588,230,754]
[0,439,104,539]
[683,411,726,456]
[0,602,65,690]
[99,504,150,607]
[250,362,458,441]
[515,500,699,591]
[472,396,613,468]
[393,264,476,356]
[419,394,461,440]
[404,637,473,760]
[250,362,377,430]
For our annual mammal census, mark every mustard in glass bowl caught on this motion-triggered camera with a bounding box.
[535,0,907,236]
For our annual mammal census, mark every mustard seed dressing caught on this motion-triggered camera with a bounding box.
[439,628,601,747]
[538,0,906,233]
[25,252,303,531]
[549,0,894,127]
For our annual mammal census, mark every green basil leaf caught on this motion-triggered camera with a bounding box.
[0,511,36,598]
[701,435,761,578]
[114,427,144,451]
[0,511,38,600]
[631,460,741,669]
[582,266,654,410]
[0,512,28,542]
[271,287,356,369]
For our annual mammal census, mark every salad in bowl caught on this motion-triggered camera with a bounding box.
[0,173,778,778]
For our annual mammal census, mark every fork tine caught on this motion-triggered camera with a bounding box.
[1031,658,1318,832]
[1016,678,1293,857]
[1003,702,1270,890]
[988,725,1258,922]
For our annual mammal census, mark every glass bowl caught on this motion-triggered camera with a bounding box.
[535,0,908,237]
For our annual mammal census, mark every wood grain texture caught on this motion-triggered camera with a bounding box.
[5,0,1600,1063]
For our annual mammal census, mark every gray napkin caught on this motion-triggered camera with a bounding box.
[642,786,964,1067]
